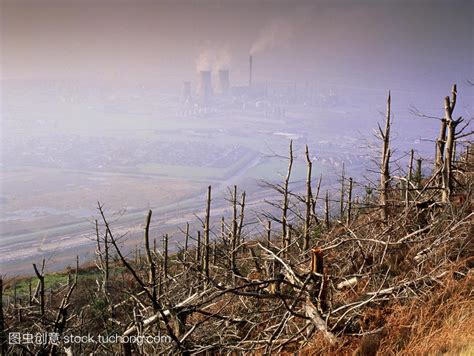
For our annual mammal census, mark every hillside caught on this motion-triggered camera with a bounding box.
[1,87,473,355]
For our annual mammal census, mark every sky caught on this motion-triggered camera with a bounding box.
[1,0,472,90]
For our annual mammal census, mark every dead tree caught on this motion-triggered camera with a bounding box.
[238,191,246,243]
[49,259,78,355]
[104,229,109,288]
[163,234,169,280]
[196,231,201,269]
[32,258,45,316]
[144,210,157,305]
[324,191,330,229]
[441,87,462,202]
[311,174,323,225]
[282,140,293,244]
[230,186,245,273]
[435,123,448,172]
[347,177,353,224]
[95,219,102,277]
[231,185,238,272]
[220,216,226,244]
[95,219,109,294]
[135,245,141,265]
[284,224,292,253]
[231,185,238,242]
[435,84,456,171]
[340,163,345,221]
[304,144,313,250]
[379,91,392,222]
[414,158,423,188]
[184,222,189,263]
[203,185,211,278]
[97,203,184,351]
[310,247,324,275]
[406,149,414,208]
[266,220,272,247]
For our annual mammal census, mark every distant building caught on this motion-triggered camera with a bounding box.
[198,70,213,105]
[218,70,230,96]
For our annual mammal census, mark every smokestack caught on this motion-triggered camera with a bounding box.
[218,69,230,95]
[198,70,212,104]
[249,55,253,87]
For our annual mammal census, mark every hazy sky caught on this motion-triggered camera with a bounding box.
[1,0,473,89]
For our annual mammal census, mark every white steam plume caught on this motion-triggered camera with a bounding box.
[250,19,293,55]
[195,46,231,72]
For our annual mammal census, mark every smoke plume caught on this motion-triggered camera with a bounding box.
[250,19,293,55]
[195,46,231,72]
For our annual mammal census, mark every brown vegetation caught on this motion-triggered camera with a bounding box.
[1,86,473,355]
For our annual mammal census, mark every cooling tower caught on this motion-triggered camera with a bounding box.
[183,81,191,101]
[198,70,212,104]
[218,69,230,95]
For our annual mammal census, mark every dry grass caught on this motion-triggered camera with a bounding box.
[378,269,474,355]
[299,261,474,355]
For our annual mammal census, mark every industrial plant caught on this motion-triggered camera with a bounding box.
[179,54,289,119]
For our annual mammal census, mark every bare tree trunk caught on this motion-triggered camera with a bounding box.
[95,220,108,293]
[231,185,238,245]
[282,140,293,244]
[408,149,415,179]
[95,219,103,272]
[184,222,189,263]
[33,259,45,316]
[230,185,238,272]
[435,123,447,171]
[284,224,292,253]
[104,229,109,290]
[49,261,78,355]
[266,220,272,247]
[347,177,353,225]
[97,203,184,350]
[406,149,414,208]
[435,85,456,176]
[340,163,345,220]
[443,119,456,202]
[310,247,324,274]
[135,246,140,265]
[237,191,246,243]
[414,158,422,188]
[442,87,458,202]
[311,174,322,225]
[196,231,201,269]
[203,185,211,278]
[163,234,168,280]
[144,210,157,308]
[220,216,225,244]
[304,144,313,250]
[453,141,457,163]
[379,91,391,222]
[324,191,330,229]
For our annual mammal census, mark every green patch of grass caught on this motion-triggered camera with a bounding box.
[5,273,67,297]
[4,268,106,297]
